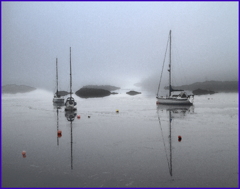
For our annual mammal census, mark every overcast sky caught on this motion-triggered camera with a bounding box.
[2,1,238,92]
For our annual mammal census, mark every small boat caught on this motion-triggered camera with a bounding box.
[53,58,64,104]
[156,30,194,105]
[65,47,77,111]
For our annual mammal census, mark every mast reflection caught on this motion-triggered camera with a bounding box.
[53,104,63,146]
[53,101,65,108]
[65,111,77,170]
[157,105,193,177]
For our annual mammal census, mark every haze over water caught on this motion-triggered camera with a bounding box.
[2,89,238,187]
[2,2,238,187]
[2,2,238,91]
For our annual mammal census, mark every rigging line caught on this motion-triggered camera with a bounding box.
[157,110,171,174]
[156,34,170,97]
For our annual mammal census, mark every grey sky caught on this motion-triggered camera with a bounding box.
[2,1,238,92]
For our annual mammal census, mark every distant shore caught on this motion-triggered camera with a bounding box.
[2,80,238,95]
[164,80,238,92]
[2,84,36,94]
[192,88,215,95]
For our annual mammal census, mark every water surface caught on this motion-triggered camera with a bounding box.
[2,90,238,187]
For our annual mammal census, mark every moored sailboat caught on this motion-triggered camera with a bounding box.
[156,30,194,105]
[65,47,77,111]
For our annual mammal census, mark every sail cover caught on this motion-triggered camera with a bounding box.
[170,85,184,93]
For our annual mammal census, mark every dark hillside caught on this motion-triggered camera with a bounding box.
[165,81,238,92]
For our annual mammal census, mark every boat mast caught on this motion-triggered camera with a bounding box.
[56,58,58,96]
[70,47,72,97]
[169,30,172,97]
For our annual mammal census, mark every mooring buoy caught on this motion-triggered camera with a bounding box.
[22,151,26,158]
[178,135,182,142]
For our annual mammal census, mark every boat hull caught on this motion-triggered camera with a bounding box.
[156,97,193,105]
[53,97,64,103]
[65,106,77,111]
[65,97,77,111]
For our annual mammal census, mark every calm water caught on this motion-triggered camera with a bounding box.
[2,90,238,187]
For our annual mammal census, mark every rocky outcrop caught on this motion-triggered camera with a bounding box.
[75,88,111,98]
[82,85,120,91]
[57,91,69,96]
[126,90,141,95]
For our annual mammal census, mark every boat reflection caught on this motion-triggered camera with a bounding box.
[65,111,77,122]
[65,111,77,170]
[157,105,193,177]
[157,104,194,113]
[53,102,65,109]
[56,108,61,145]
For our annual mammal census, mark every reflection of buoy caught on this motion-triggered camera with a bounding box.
[77,115,81,119]
[116,110,119,113]
[57,130,62,137]
[22,151,26,158]
[178,135,182,142]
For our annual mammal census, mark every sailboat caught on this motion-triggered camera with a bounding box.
[53,58,64,104]
[156,30,194,105]
[65,47,77,111]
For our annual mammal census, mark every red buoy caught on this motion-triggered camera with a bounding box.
[77,115,81,119]
[22,151,26,158]
[178,135,182,142]
[57,130,62,137]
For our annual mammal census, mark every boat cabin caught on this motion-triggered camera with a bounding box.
[171,92,188,99]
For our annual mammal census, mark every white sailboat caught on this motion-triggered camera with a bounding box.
[65,47,77,111]
[53,58,64,104]
[156,30,194,105]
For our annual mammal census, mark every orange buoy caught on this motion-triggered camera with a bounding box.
[178,135,182,142]
[57,130,62,137]
[77,115,81,119]
[22,151,26,158]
